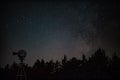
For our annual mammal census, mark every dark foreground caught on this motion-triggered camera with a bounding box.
[1,49,120,80]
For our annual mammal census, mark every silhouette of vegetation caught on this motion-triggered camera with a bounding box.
[1,48,120,80]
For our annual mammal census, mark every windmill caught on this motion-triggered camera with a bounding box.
[13,50,27,80]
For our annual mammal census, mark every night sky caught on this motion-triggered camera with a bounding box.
[1,0,120,66]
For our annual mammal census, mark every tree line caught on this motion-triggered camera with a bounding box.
[0,48,120,80]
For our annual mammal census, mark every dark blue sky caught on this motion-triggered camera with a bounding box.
[1,1,120,66]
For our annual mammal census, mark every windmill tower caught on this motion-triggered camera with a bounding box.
[13,50,27,80]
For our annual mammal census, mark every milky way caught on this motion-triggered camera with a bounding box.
[1,1,120,66]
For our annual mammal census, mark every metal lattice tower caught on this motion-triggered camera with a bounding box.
[13,50,27,80]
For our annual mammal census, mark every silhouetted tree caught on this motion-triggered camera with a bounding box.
[89,48,108,69]
[87,48,109,80]
[67,57,80,72]
[46,60,55,74]
[109,52,120,79]
[62,55,67,66]
[31,59,41,80]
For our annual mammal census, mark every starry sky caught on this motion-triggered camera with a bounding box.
[0,0,120,66]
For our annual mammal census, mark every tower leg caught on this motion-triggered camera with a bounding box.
[16,63,27,80]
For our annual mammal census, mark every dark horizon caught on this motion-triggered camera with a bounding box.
[0,48,119,67]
